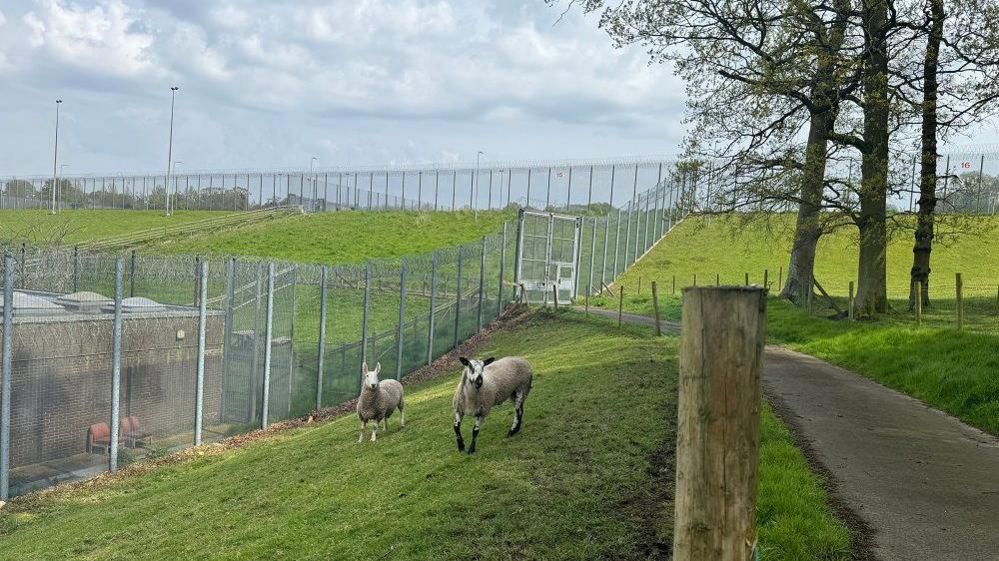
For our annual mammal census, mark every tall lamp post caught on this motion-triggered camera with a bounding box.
[51,99,63,214]
[475,151,484,220]
[165,86,179,216]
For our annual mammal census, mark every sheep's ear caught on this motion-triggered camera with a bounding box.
[374,362,381,375]
[459,357,471,367]
[362,361,369,374]
[483,357,496,366]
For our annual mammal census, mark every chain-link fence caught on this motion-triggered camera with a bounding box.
[0,173,684,500]
[0,158,692,214]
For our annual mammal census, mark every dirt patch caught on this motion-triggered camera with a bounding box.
[765,390,879,561]
[6,305,534,508]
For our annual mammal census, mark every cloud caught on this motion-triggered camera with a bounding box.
[0,0,689,175]
[22,0,160,79]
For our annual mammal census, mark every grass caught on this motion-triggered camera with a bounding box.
[0,210,226,246]
[595,213,999,322]
[590,213,999,435]
[0,311,848,561]
[144,210,515,264]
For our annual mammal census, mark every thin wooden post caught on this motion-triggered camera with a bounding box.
[672,275,676,295]
[675,287,766,561]
[652,281,662,336]
[763,269,769,290]
[585,287,590,313]
[956,273,964,330]
[693,274,697,287]
[778,267,783,290]
[744,272,749,286]
[848,281,855,321]
[553,283,559,310]
[618,286,625,327]
[716,274,720,286]
[915,281,923,327]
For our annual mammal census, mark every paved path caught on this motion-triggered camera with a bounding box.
[581,306,999,561]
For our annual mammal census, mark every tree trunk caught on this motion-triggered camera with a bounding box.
[909,0,944,310]
[855,0,891,317]
[781,113,830,305]
[780,0,850,307]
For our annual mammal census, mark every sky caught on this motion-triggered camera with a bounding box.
[0,0,689,177]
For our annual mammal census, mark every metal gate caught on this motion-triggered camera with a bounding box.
[515,210,582,305]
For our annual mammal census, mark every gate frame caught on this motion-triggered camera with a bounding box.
[515,209,582,305]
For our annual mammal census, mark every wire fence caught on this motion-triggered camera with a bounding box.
[0,158,699,213]
[0,177,685,500]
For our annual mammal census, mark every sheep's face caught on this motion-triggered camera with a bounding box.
[459,356,495,390]
[361,361,381,391]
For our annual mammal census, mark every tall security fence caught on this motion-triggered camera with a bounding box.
[0,157,704,214]
[0,177,688,499]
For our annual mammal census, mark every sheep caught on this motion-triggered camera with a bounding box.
[356,361,405,443]
[453,356,533,454]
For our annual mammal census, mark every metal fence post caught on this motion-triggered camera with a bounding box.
[477,237,486,331]
[427,251,438,365]
[514,209,525,301]
[434,169,440,211]
[221,257,235,410]
[1,253,14,499]
[109,258,124,473]
[361,261,371,366]
[262,263,275,429]
[396,258,407,380]
[317,266,328,410]
[565,166,573,210]
[613,208,623,277]
[250,263,263,422]
[72,245,79,293]
[128,249,137,297]
[497,222,507,317]
[545,167,552,209]
[601,211,610,287]
[589,217,598,296]
[454,246,464,348]
[194,261,208,446]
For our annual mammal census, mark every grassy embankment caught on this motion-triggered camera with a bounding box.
[591,214,999,435]
[0,311,848,561]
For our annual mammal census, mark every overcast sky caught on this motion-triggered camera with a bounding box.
[1,1,996,178]
[0,0,692,177]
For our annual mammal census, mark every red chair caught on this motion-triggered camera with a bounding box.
[87,422,110,455]
[120,416,149,448]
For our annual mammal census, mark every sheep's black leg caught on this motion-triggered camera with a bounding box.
[454,412,465,452]
[469,416,483,455]
[508,392,524,437]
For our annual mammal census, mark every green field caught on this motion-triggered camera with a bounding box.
[1,208,515,266]
[0,210,226,246]
[146,210,514,264]
[590,214,999,435]
[0,312,848,561]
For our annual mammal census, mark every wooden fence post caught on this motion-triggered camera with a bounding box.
[915,281,922,327]
[744,272,749,286]
[652,281,662,336]
[675,287,766,561]
[716,273,720,286]
[618,286,625,328]
[778,267,783,291]
[672,275,676,295]
[693,274,697,287]
[956,273,964,330]
[553,283,559,311]
[763,269,769,290]
[848,281,855,321]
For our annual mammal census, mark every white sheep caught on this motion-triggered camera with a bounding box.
[453,356,533,454]
[356,362,405,443]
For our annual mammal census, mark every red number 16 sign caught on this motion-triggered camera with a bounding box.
[961,161,973,169]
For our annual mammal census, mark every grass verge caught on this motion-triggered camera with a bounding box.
[0,311,847,561]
